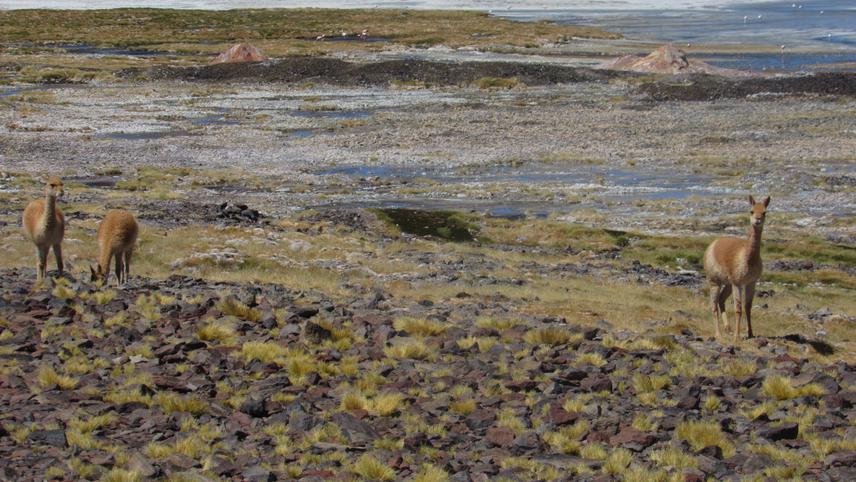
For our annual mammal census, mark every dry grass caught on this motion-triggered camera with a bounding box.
[675,420,734,457]
[352,454,395,481]
[393,316,448,337]
[523,327,583,346]
[762,375,825,400]
[384,340,432,360]
[37,365,78,390]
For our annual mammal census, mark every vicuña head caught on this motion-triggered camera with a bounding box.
[91,209,139,286]
[703,195,770,342]
[22,176,66,281]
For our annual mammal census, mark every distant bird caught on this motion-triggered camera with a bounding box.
[828,33,833,40]
[758,15,763,19]
[799,5,802,8]
[792,3,795,6]
[341,31,348,37]
[744,15,748,23]
[820,10,824,14]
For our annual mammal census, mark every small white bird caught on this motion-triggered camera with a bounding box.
[820,10,824,14]
[792,3,796,7]
[758,15,763,19]
[744,15,748,23]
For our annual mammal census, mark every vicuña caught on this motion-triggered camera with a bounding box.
[22,177,65,280]
[91,210,139,285]
[703,195,770,341]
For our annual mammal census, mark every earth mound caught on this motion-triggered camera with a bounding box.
[211,43,267,64]
[598,44,747,77]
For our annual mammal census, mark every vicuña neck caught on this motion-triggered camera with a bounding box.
[747,224,763,261]
[43,193,57,228]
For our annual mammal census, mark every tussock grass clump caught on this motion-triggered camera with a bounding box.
[580,443,608,460]
[197,319,237,343]
[371,392,405,416]
[240,341,289,364]
[38,365,78,390]
[217,297,261,322]
[155,392,208,415]
[393,316,447,337]
[475,316,520,332]
[576,352,606,367]
[631,413,659,432]
[649,447,698,469]
[497,408,526,433]
[543,421,589,455]
[50,277,75,300]
[675,420,734,457]
[450,398,476,416]
[456,336,498,352]
[352,454,395,481]
[384,339,431,360]
[92,289,117,305]
[412,464,449,482]
[602,448,632,474]
[99,468,142,482]
[341,391,369,411]
[523,327,583,346]
[721,358,758,379]
[762,375,825,400]
[633,374,670,393]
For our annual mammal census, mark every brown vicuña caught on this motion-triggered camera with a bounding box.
[703,195,770,341]
[22,176,65,280]
[91,210,139,285]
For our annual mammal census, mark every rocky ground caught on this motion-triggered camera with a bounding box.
[1,28,855,482]
[2,267,856,481]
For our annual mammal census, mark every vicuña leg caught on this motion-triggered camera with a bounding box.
[36,245,49,280]
[53,244,63,276]
[717,284,732,330]
[744,283,755,338]
[709,282,724,338]
[114,253,124,286]
[733,285,744,342]
[123,249,133,284]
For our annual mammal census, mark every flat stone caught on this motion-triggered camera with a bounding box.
[486,427,515,447]
[758,422,799,441]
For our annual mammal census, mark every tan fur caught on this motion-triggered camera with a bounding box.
[92,210,139,285]
[22,176,65,280]
[703,195,770,341]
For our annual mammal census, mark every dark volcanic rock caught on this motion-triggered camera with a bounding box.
[757,422,799,441]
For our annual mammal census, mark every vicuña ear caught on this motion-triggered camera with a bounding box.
[762,196,770,207]
[748,195,756,205]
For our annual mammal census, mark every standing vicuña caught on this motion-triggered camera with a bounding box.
[703,195,770,341]
[91,210,139,285]
[22,177,65,280]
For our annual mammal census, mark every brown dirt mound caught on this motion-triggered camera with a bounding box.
[211,43,267,64]
[598,44,747,77]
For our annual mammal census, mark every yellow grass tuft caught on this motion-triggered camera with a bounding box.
[341,391,370,411]
[197,319,236,343]
[633,374,671,393]
[675,420,734,456]
[649,447,698,469]
[762,375,825,400]
[217,296,261,322]
[99,468,141,482]
[371,392,405,416]
[155,392,208,415]
[393,316,448,337]
[352,454,395,481]
[411,464,449,482]
[580,443,608,460]
[450,399,477,416]
[384,340,431,360]
[602,448,632,474]
[543,422,590,455]
[523,327,583,346]
[38,365,78,390]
